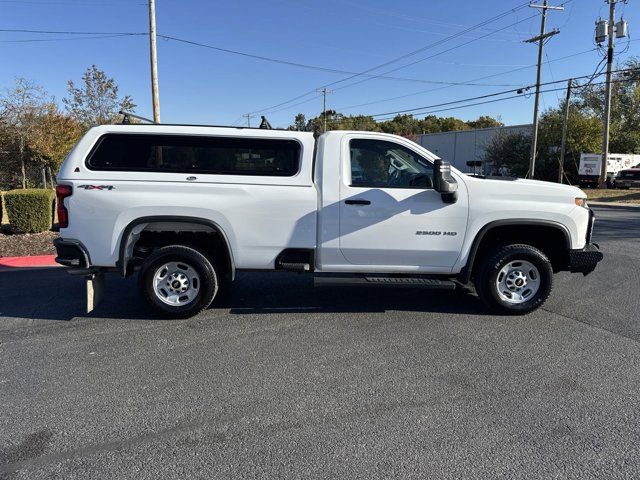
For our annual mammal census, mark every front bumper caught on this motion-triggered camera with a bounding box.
[54,238,90,268]
[568,243,603,275]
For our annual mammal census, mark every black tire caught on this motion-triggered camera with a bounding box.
[474,244,553,315]
[139,245,218,319]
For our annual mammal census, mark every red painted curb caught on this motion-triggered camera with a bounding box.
[0,254,58,268]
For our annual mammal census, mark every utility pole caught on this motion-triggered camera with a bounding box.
[243,113,255,127]
[317,87,331,133]
[148,0,161,123]
[558,79,573,184]
[525,0,563,178]
[599,0,618,188]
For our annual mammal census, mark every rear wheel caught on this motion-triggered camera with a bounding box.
[474,244,553,314]
[139,245,218,318]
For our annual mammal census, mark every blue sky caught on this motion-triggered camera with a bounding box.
[1,0,638,128]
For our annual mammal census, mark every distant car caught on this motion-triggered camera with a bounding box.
[614,166,640,189]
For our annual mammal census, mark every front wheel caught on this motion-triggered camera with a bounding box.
[474,244,553,315]
[139,245,218,318]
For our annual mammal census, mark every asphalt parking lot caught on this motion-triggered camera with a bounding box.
[0,206,639,479]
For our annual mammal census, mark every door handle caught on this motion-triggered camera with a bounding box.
[345,199,371,205]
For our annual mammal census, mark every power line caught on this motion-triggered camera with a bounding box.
[0,0,144,5]
[334,35,635,118]
[326,68,639,123]
[330,12,541,95]
[247,2,534,114]
[321,2,533,89]
[250,0,576,116]
[335,47,603,112]
[330,76,635,125]
[0,28,514,87]
[156,34,518,88]
[0,28,145,35]
[0,33,140,43]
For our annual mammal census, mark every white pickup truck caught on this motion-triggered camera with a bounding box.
[55,124,602,318]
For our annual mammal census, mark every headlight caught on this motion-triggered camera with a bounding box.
[575,197,588,208]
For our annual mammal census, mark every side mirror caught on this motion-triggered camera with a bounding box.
[433,160,458,204]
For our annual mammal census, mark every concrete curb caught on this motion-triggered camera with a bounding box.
[0,254,58,269]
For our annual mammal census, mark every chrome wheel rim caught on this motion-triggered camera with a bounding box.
[152,261,200,306]
[496,260,541,304]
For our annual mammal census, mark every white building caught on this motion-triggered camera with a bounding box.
[417,124,533,174]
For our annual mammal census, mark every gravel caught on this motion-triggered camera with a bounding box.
[0,230,58,257]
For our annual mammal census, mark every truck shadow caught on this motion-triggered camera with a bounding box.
[220,272,483,316]
[0,269,484,323]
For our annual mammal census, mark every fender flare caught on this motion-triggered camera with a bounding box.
[116,215,236,279]
[458,219,571,284]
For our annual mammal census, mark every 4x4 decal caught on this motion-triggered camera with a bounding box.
[77,185,115,190]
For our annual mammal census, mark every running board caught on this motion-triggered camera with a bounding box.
[314,276,456,289]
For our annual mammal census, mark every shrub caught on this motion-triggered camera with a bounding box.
[4,188,55,233]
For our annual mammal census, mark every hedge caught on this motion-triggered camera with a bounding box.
[4,189,56,234]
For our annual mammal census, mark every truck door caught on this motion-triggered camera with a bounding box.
[338,136,467,269]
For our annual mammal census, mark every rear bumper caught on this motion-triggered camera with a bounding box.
[54,238,91,268]
[568,243,603,275]
[579,175,600,187]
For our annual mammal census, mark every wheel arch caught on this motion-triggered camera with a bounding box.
[117,215,236,279]
[459,219,571,284]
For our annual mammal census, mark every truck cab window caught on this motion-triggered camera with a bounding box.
[349,139,433,188]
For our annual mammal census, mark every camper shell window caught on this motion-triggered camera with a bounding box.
[86,133,301,177]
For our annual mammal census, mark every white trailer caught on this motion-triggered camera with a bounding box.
[578,153,640,188]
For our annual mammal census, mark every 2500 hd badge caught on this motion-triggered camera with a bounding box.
[416,231,458,236]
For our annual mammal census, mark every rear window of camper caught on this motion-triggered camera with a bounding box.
[86,134,301,177]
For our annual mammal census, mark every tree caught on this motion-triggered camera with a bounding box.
[0,120,21,190]
[300,110,380,137]
[483,107,601,181]
[288,113,307,131]
[467,115,504,129]
[536,106,601,182]
[286,111,505,139]
[0,78,49,188]
[483,132,531,177]
[577,57,640,154]
[31,104,83,173]
[438,116,470,132]
[417,115,478,134]
[63,65,135,126]
[380,114,422,137]
[335,114,381,133]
